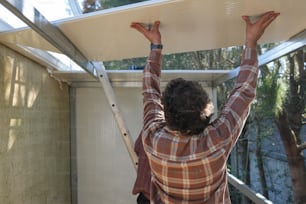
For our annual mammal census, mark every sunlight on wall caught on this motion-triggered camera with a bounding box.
[4,56,40,108]
[7,118,22,151]
[12,83,26,107]
[27,86,40,108]
[0,41,71,204]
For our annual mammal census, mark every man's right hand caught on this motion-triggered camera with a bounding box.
[242,11,280,48]
[130,21,162,45]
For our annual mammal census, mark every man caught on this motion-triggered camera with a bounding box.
[131,11,280,203]
[132,129,151,204]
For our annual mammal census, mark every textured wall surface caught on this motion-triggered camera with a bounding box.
[0,44,71,204]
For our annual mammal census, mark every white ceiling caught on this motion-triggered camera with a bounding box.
[0,0,305,61]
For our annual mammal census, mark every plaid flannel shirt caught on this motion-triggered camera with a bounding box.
[138,47,258,203]
[132,129,151,199]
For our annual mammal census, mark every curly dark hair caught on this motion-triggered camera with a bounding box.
[162,78,212,135]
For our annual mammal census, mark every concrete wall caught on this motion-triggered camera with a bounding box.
[0,44,71,204]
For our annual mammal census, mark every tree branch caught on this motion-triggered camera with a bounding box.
[297,142,306,152]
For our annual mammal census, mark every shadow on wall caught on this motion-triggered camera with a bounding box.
[0,55,42,152]
[0,44,71,204]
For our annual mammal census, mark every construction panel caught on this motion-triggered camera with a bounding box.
[0,0,305,61]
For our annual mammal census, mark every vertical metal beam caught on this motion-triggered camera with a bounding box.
[69,87,78,204]
[95,62,138,170]
[0,0,97,78]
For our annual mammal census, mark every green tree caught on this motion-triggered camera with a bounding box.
[100,0,148,8]
[253,59,286,200]
[82,0,148,13]
[251,47,306,204]
[275,49,306,204]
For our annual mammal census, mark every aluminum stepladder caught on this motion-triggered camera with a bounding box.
[94,62,138,170]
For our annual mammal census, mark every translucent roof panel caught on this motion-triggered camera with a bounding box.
[0,4,27,32]
[36,0,306,61]
[33,0,75,21]
[47,51,85,71]
[77,0,149,14]
[0,0,152,33]
[0,0,76,32]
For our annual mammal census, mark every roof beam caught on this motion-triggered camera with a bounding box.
[51,69,230,88]
[258,29,306,66]
[214,29,306,86]
[0,0,97,78]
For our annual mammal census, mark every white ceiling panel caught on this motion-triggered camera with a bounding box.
[0,0,305,61]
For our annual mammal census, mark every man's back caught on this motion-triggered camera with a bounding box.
[131,11,280,203]
[142,47,259,203]
[145,127,230,203]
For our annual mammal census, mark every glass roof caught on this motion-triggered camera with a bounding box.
[0,0,151,72]
[0,4,26,31]
[34,0,75,21]
[0,1,84,71]
[0,1,76,32]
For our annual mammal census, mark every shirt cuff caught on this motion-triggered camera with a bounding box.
[146,49,162,76]
[148,49,162,62]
